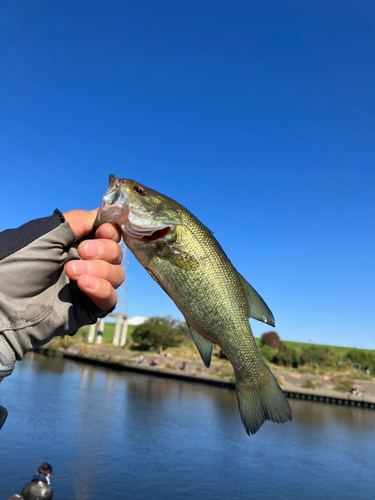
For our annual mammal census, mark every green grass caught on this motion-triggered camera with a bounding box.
[301,379,321,389]
[79,323,136,346]
[334,379,354,393]
[80,325,374,358]
[255,338,375,356]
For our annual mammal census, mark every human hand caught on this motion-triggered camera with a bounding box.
[0,208,125,380]
[64,210,125,311]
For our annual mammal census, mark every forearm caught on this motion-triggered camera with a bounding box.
[0,210,108,376]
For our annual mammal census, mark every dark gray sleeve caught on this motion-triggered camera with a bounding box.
[0,210,111,377]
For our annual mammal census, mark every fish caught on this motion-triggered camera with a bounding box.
[95,175,292,435]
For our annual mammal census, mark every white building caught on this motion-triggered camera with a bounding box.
[128,316,148,326]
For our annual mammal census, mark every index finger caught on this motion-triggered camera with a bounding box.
[94,223,122,242]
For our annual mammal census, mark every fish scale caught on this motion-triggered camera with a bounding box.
[95,175,292,435]
[147,211,257,367]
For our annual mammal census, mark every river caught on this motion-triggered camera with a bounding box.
[1,354,374,499]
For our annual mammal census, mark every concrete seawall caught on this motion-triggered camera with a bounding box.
[33,346,375,410]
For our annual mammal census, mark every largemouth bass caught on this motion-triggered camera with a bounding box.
[95,175,292,435]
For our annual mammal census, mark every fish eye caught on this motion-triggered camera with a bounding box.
[133,186,146,195]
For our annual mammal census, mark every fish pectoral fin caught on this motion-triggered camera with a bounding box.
[237,272,275,327]
[188,326,214,368]
[154,208,182,226]
[158,246,200,271]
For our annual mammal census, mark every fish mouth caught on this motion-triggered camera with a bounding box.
[96,175,127,225]
[105,174,121,199]
[141,226,171,242]
[121,216,171,242]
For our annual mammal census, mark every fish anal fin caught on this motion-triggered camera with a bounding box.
[237,273,275,327]
[188,326,214,368]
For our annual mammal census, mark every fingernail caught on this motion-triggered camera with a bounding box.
[72,261,90,276]
[107,225,116,240]
[85,242,102,258]
[85,276,98,289]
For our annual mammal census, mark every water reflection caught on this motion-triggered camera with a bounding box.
[1,355,374,500]
[292,397,375,432]
[24,351,74,375]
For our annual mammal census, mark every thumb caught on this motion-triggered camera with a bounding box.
[63,210,97,241]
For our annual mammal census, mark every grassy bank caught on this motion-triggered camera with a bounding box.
[77,324,374,357]
[81,323,375,355]
[255,338,374,356]
[53,324,373,382]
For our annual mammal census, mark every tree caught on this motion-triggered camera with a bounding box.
[344,349,375,372]
[131,316,188,351]
[274,346,299,367]
[260,331,284,349]
[259,344,276,363]
[299,345,337,368]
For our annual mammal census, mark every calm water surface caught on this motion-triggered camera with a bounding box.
[1,354,374,499]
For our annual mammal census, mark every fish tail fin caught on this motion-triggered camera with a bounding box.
[235,364,292,435]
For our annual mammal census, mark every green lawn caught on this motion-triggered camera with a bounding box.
[80,323,136,346]
[255,338,375,356]
[80,323,374,355]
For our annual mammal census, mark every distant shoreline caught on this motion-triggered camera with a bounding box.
[32,345,375,410]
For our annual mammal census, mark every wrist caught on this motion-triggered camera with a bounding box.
[0,335,16,377]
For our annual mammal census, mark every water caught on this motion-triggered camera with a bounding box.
[1,354,374,500]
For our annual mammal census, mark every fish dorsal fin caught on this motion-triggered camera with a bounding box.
[188,325,214,368]
[237,272,275,327]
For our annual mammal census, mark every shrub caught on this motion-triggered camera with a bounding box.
[273,346,299,367]
[301,379,321,389]
[260,331,284,349]
[334,379,353,393]
[344,349,375,373]
[131,316,188,351]
[259,345,276,363]
[299,345,337,368]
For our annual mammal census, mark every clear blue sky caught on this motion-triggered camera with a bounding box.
[1,1,374,348]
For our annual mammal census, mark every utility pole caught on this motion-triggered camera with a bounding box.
[87,241,129,345]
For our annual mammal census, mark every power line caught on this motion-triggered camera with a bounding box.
[0,155,66,205]
[0,100,99,179]
[0,123,101,190]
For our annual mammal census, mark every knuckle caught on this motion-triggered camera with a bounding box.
[96,223,121,242]
[103,283,114,300]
